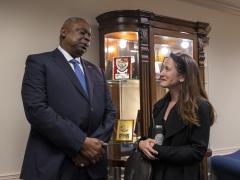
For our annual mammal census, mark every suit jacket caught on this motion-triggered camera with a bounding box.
[20,49,116,180]
[150,94,211,180]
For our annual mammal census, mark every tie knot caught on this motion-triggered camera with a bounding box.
[70,59,79,65]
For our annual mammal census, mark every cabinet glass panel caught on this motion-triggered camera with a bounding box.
[104,32,140,131]
[154,35,193,101]
[104,32,139,80]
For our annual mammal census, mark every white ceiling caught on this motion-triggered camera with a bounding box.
[180,0,240,16]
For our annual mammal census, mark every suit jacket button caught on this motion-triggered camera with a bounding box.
[90,107,94,112]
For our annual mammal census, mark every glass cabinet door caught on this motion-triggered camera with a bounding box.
[153,32,195,102]
[104,32,140,179]
[104,31,140,140]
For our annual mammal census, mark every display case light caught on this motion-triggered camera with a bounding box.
[181,41,190,49]
[108,46,115,53]
[119,39,127,49]
[161,47,169,56]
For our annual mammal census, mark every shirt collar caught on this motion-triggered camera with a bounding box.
[58,45,81,63]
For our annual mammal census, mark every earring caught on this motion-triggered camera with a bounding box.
[179,79,184,82]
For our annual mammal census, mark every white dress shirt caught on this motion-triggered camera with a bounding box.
[58,45,85,74]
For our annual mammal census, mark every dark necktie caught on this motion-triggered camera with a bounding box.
[70,59,88,96]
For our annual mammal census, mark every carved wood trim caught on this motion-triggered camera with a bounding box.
[196,22,211,67]
[139,27,151,136]
[139,61,151,136]
[196,22,211,86]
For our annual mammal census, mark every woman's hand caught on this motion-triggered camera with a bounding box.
[139,138,158,160]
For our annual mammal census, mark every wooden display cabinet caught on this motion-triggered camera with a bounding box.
[96,10,211,180]
[96,9,210,136]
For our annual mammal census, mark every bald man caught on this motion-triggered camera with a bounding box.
[21,17,116,180]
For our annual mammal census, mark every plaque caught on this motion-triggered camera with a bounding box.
[113,56,132,80]
[115,119,134,142]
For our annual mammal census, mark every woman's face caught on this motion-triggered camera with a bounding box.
[160,57,184,89]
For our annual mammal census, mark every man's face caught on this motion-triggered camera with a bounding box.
[61,20,91,57]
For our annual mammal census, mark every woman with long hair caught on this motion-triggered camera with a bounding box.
[138,52,215,180]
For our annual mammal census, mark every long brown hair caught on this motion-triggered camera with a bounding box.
[169,52,215,126]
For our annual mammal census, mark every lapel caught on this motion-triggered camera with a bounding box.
[52,49,90,102]
[153,94,187,139]
[164,105,187,139]
[81,59,94,103]
[153,93,170,120]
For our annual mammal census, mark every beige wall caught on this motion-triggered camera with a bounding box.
[0,0,240,177]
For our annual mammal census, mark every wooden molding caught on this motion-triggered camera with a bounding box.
[179,0,240,16]
[0,173,20,180]
[212,146,240,155]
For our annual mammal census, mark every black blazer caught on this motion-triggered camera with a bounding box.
[20,49,116,180]
[150,94,211,180]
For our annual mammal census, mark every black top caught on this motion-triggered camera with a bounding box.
[149,93,211,180]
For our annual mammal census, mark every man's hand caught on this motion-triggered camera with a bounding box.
[81,137,104,162]
[72,153,91,168]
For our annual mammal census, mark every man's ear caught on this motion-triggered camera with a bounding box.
[60,28,67,38]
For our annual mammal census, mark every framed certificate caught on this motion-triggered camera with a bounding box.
[115,119,134,142]
[113,56,132,80]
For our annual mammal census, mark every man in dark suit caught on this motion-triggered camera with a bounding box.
[20,17,116,180]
